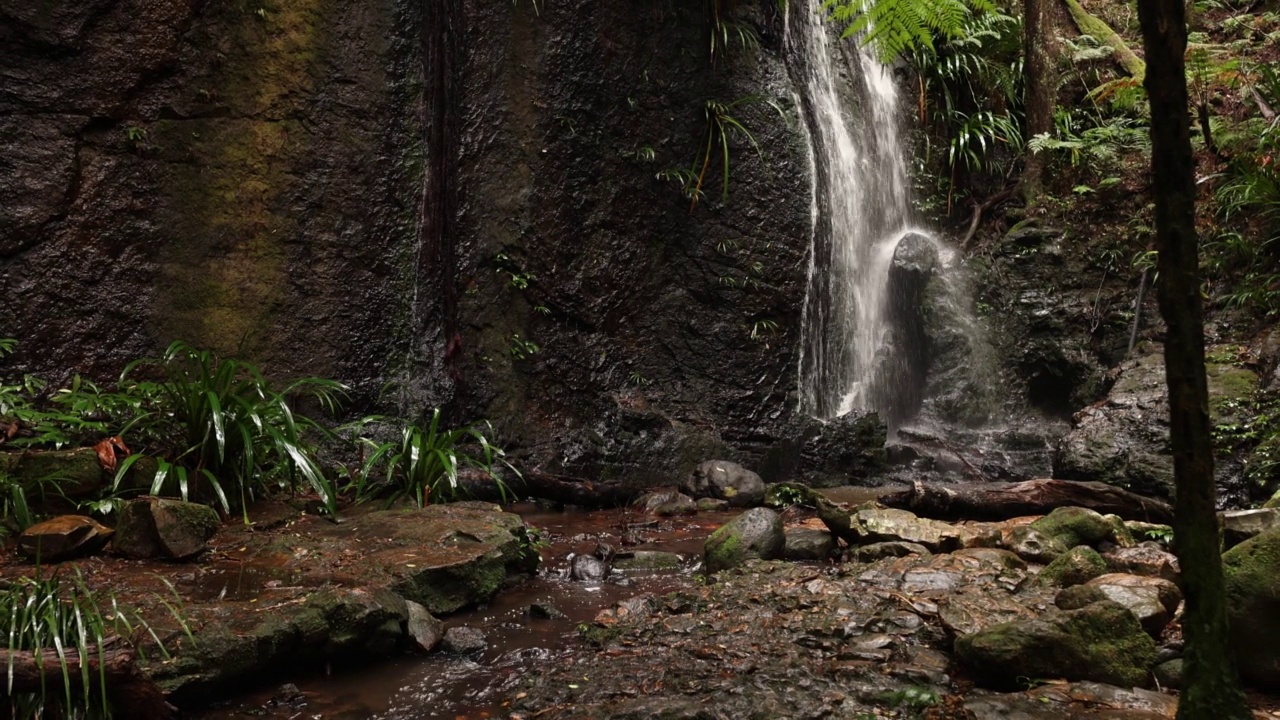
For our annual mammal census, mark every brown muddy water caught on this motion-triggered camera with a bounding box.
[195,488,891,719]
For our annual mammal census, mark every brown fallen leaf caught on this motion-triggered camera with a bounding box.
[93,436,131,473]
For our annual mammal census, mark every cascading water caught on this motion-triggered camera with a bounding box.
[788,1,916,422]
[788,1,999,430]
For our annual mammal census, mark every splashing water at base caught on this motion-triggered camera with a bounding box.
[788,2,1002,433]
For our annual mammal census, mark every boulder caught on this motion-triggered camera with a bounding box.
[1037,546,1106,588]
[1000,526,1068,564]
[832,507,961,552]
[1223,527,1280,689]
[782,528,836,561]
[955,600,1157,689]
[405,600,444,652]
[1029,506,1116,549]
[1102,543,1180,583]
[681,461,765,507]
[441,626,487,655]
[1056,574,1181,637]
[1221,508,1280,549]
[17,515,113,562]
[113,497,220,560]
[1056,351,1257,499]
[703,508,784,573]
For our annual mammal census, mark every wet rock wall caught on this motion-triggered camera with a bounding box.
[2,1,813,484]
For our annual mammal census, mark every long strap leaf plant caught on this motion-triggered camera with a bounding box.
[111,341,347,522]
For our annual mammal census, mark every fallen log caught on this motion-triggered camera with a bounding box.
[880,478,1173,524]
[507,469,644,508]
[1,643,173,719]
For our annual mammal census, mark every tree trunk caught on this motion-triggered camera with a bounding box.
[1136,1,1249,716]
[1021,0,1058,199]
[0,644,174,719]
[880,478,1173,523]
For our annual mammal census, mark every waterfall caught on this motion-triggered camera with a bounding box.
[788,2,916,422]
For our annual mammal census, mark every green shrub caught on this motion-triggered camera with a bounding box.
[344,409,514,507]
[113,341,347,519]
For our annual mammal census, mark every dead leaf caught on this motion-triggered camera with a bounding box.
[94,436,131,473]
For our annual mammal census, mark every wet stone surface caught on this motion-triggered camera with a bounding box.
[506,553,1075,719]
[1,502,538,703]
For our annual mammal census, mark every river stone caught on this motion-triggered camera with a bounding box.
[954,600,1157,689]
[441,626,487,655]
[681,461,765,507]
[405,600,444,652]
[695,497,729,512]
[852,541,931,563]
[529,601,566,619]
[1154,658,1183,689]
[1029,506,1115,549]
[1056,574,1181,636]
[17,515,113,562]
[1037,546,1106,587]
[952,547,1027,570]
[1222,527,1280,689]
[1221,508,1280,549]
[633,488,697,516]
[613,551,683,571]
[1102,542,1180,583]
[1001,525,1068,564]
[782,527,835,561]
[114,497,220,560]
[704,508,784,573]
[570,554,610,582]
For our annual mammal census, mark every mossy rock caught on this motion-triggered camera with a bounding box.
[955,600,1157,689]
[1223,527,1280,689]
[1030,507,1116,549]
[114,497,220,560]
[704,508,784,573]
[1037,546,1107,587]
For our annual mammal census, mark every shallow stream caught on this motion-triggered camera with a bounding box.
[194,501,750,719]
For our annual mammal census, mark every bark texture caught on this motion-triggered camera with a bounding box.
[1,644,174,719]
[881,478,1174,523]
[1137,0,1249,715]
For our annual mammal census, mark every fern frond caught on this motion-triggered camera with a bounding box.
[826,0,992,62]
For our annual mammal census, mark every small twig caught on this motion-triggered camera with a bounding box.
[1251,85,1276,123]
[1126,268,1149,359]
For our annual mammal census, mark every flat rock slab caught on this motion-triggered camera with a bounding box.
[18,515,113,561]
[0,502,535,703]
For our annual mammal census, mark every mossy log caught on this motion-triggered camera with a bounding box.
[1,643,173,718]
[881,479,1173,523]
[1063,0,1146,80]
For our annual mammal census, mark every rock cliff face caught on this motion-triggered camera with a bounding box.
[2,1,812,484]
[2,0,422,400]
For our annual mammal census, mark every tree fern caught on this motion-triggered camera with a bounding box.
[824,0,994,62]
